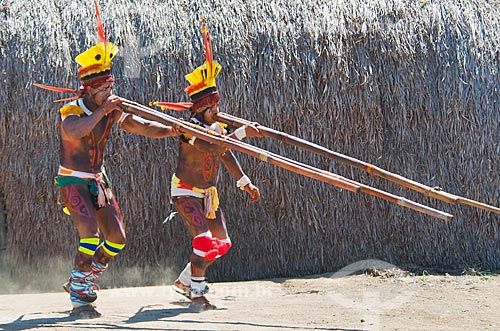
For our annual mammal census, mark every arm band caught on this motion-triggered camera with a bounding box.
[234,126,247,140]
[236,175,251,190]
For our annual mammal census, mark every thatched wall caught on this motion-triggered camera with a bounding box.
[1,0,499,290]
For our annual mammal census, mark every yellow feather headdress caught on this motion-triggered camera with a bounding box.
[76,0,119,82]
[151,18,222,113]
[34,0,118,101]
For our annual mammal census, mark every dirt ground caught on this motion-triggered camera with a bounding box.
[0,266,498,331]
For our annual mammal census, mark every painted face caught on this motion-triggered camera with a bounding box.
[201,103,219,124]
[88,82,113,106]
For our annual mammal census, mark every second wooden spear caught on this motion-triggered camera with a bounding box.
[120,99,453,221]
[215,112,499,215]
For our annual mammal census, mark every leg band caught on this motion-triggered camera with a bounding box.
[91,260,108,281]
[216,238,232,258]
[192,231,220,260]
[102,240,125,257]
[192,232,233,260]
[78,237,100,256]
[69,268,98,307]
[190,276,209,298]
[91,246,109,282]
[177,262,191,286]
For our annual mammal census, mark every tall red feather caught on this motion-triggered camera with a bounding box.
[94,0,105,43]
[201,18,213,72]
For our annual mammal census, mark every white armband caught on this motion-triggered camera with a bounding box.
[234,126,247,140]
[188,136,197,145]
[236,175,251,190]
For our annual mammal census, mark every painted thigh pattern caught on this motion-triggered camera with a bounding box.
[172,196,209,235]
[61,184,96,221]
[173,196,231,260]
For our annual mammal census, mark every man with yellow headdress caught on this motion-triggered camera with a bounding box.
[36,1,180,318]
[152,18,262,310]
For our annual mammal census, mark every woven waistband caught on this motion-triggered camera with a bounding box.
[58,165,99,179]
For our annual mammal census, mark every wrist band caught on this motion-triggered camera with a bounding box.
[234,126,247,140]
[188,136,197,145]
[236,175,251,190]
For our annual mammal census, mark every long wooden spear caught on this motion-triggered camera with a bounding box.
[215,112,500,215]
[120,99,453,221]
[120,100,359,193]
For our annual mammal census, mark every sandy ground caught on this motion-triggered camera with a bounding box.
[0,267,499,331]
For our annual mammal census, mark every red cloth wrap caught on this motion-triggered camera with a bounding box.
[217,241,232,257]
[193,235,223,261]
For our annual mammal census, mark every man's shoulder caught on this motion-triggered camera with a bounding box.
[60,101,84,119]
[180,117,201,142]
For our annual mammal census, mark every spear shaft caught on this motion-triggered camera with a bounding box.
[121,100,359,193]
[215,112,499,215]
[121,100,453,221]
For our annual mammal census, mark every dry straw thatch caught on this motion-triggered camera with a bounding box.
[0,0,499,290]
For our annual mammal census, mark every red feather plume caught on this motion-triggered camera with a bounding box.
[200,18,213,72]
[33,83,79,94]
[33,83,83,102]
[151,102,193,111]
[94,0,106,43]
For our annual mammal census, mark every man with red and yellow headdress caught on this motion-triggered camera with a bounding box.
[152,18,262,310]
[36,0,180,318]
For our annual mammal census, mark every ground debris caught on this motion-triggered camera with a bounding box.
[365,267,412,278]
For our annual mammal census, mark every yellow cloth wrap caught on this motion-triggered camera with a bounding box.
[204,186,219,219]
[171,174,219,219]
[78,237,100,256]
